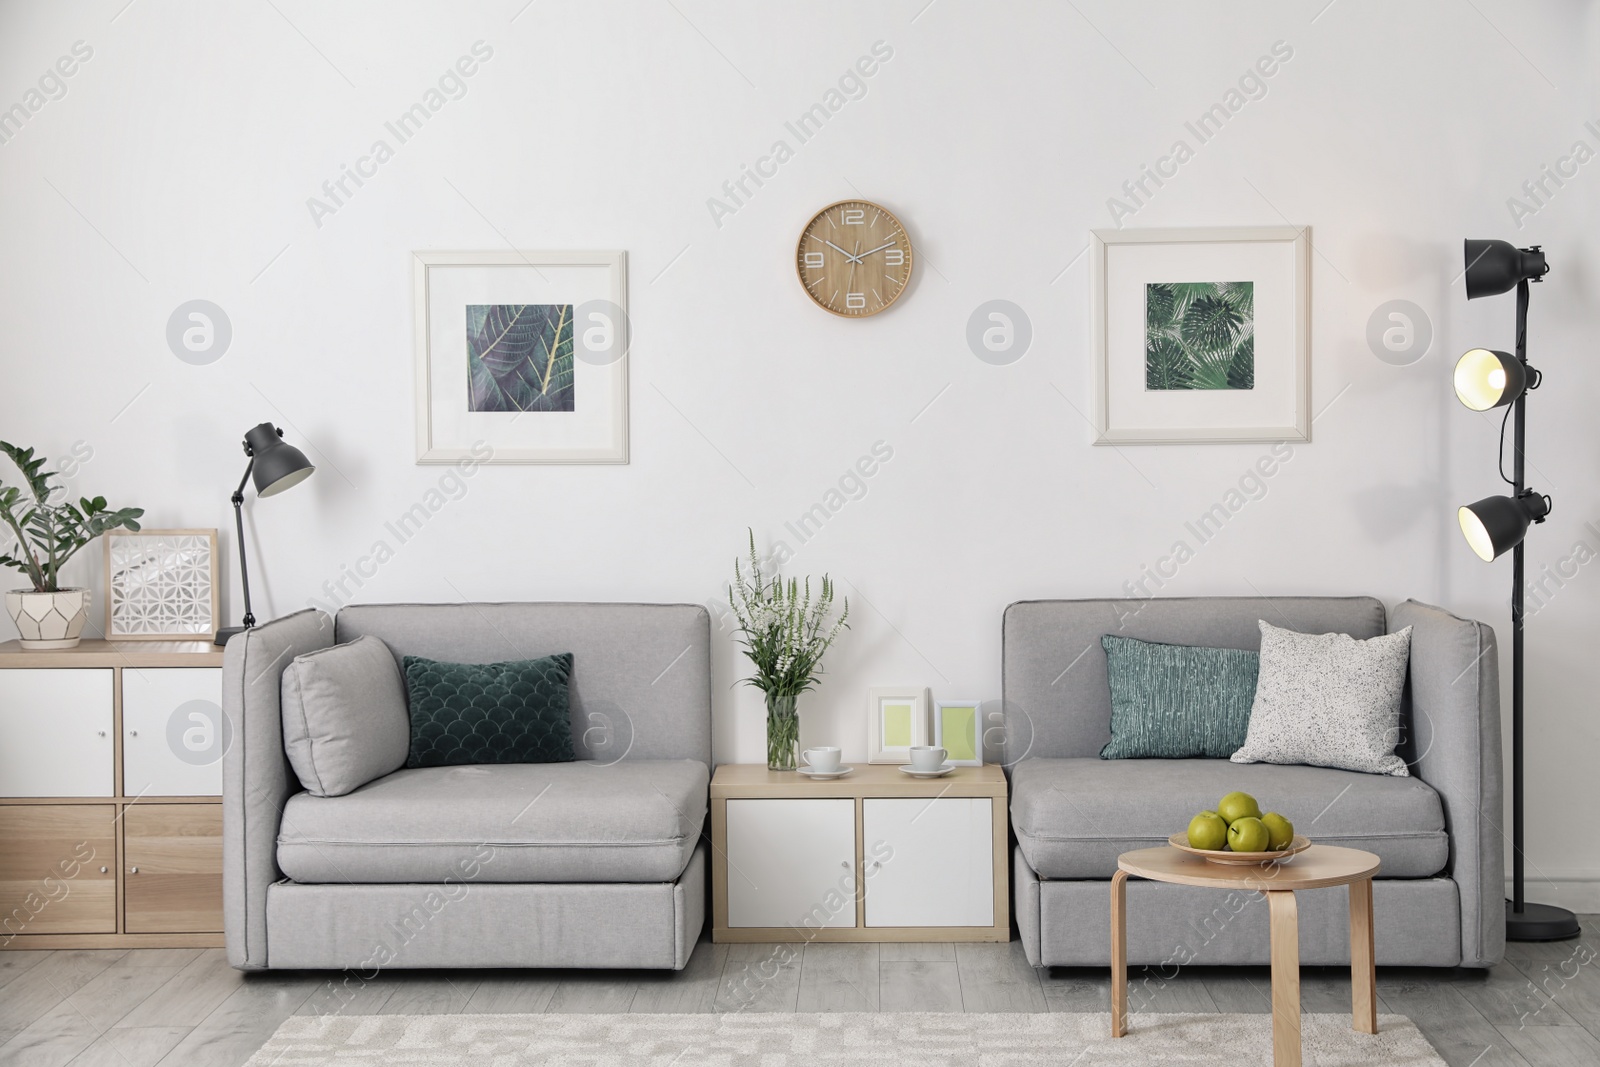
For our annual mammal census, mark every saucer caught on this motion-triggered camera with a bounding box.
[898,763,956,778]
[797,766,853,780]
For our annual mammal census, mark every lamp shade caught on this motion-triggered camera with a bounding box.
[1453,348,1527,411]
[1464,239,1548,299]
[1458,491,1551,561]
[243,422,315,498]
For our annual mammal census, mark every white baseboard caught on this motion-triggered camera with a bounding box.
[1505,879,1600,915]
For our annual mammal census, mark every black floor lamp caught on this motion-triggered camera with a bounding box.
[1454,238,1579,942]
[214,422,315,646]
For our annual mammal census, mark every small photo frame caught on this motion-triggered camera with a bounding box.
[104,529,219,641]
[866,686,929,765]
[934,700,984,767]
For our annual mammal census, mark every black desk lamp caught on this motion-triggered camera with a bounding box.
[214,422,315,646]
[1455,238,1578,942]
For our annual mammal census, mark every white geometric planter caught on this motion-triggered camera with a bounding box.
[6,588,91,650]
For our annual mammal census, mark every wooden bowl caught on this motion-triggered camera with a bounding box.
[1166,832,1312,866]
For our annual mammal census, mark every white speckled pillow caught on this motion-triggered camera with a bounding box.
[1231,620,1413,777]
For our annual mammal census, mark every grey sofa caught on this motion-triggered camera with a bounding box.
[1003,596,1504,970]
[223,602,712,971]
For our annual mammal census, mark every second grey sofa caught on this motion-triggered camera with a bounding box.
[1002,596,1503,970]
[223,602,712,972]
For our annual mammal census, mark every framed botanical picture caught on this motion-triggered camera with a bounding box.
[413,250,628,464]
[1090,226,1310,443]
[103,529,218,640]
[866,686,929,765]
[934,700,983,767]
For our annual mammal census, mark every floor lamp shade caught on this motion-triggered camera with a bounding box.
[1453,348,1526,411]
[243,422,315,496]
[1464,239,1548,299]
[1458,492,1549,562]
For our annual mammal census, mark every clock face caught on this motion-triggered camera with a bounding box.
[795,200,914,317]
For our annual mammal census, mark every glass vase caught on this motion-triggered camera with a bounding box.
[765,692,800,771]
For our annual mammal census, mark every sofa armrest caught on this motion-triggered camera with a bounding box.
[1392,599,1505,968]
[223,609,333,969]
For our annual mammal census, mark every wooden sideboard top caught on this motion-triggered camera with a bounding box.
[712,762,1007,798]
[0,639,224,667]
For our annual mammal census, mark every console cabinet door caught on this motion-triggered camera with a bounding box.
[0,669,114,796]
[124,804,223,933]
[122,668,225,796]
[0,805,117,934]
[725,798,856,929]
[863,797,993,928]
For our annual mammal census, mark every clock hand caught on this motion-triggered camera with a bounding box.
[823,239,861,264]
[857,241,897,259]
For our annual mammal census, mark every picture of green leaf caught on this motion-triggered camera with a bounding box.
[466,304,575,412]
[1144,281,1254,391]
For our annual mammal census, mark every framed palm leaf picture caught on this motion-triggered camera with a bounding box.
[1090,227,1309,443]
[413,250,628,463]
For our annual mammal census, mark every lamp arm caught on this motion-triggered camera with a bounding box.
[233,459,255,628]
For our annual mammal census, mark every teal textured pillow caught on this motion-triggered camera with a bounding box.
[403,653,575,768]
[1099,635,1259,759]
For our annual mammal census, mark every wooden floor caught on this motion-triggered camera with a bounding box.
[1,925,1597,1067]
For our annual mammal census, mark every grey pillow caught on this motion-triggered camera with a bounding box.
[1231,620,1414,777]
[281,635,410,796]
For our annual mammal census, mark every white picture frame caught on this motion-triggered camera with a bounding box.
[103,528,219,641]
[413,250,629,464]
[866,686,929,765]
[933,700,984,767]
[1090,226,1310,444]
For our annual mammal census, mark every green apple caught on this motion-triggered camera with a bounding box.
[1228,816,1270,853]
[1186,811,1228,851]
[1261,812,1295,851]
[1217,791,1262,824]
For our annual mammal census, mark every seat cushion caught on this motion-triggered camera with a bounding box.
[277,759,707,884]
[1010,757,1447,879]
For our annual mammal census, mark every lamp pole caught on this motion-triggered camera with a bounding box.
[1510,279,1527,918]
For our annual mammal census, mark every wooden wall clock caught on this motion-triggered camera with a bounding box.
[795,200,914,317]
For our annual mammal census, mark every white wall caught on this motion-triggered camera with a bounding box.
[2,2,1598,903]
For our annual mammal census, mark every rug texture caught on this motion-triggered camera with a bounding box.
[244,1011,1447,1065]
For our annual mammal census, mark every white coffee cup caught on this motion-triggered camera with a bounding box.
[802,747,842,773]
[909,746,947,772]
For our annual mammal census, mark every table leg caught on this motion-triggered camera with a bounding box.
[1349,876,1377,1034]
[1111,870,1128,1037]
[1268,890,1302,1067]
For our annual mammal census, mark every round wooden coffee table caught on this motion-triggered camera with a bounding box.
[1111,843,1381,1067]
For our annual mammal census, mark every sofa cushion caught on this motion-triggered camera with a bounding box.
[1232,621,1413,776]
[280,635,410,797]
[1100,635,1259,759]
[1010,757,1447,879]
[403,653,575,768]
[276,759,707,884]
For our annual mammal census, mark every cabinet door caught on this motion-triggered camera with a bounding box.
[0,805,117,934]
[863,797,994,928]
[122,668,224,796]
[124,804,223,933]
[0,669,114,796]
[725,798,856,929]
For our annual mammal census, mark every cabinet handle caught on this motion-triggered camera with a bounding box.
[129,730,138,737]
[97,731,106,737]
[99,866,108,874]
[130,867,138,874]
[840,860,850,869]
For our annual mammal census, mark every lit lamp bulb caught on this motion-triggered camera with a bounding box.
[1453,348,1526,411]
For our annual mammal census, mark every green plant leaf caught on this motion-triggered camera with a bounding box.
[466,304,575,413]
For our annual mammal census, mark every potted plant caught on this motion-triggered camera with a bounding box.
[729,531,849,770]
[1,442,143,649]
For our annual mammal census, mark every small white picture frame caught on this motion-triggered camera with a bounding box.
[866,686,929,765]
[1090,225,1310,444]
[933,700,984,767]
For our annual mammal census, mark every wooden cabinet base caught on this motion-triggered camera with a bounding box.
[2,932,223,950]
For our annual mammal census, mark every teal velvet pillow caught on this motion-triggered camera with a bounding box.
[1099,635,1259,759]
[402,653,575,768]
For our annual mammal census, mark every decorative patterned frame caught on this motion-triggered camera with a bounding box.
[103,528,219,641]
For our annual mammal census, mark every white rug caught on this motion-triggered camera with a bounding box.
[243,1011,1447,1065]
